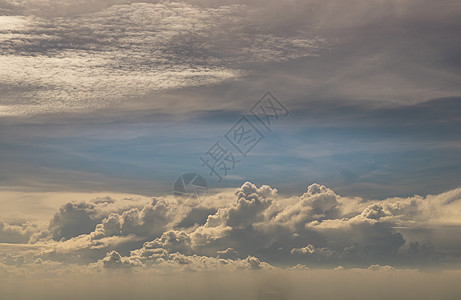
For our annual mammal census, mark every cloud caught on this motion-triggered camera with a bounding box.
[1,254,24,266]
[92,198,180,239]
[290,244,315,255]
[129,250,272,272]
[0,220,38,244]
[367,264,396,272]
[1,181,461,271]
[0,2,324,116]
[46,196,151,241]
[48,201,102,241]
[99,250,142,268]
[1,0,460,120]
[216,247,239,259]
[0,181,460,298]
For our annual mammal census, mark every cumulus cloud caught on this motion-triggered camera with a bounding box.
[48,201,102,241]
[42,196,181,242]
[367,264,396,272]
[99,250,142,268]
[91,198,180,239]
[0,181,460,300]
[290,244,315,255]
[130,230,194,259]
[1,181,461,271]
[0,220,39,243]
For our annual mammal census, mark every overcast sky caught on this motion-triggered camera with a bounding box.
[1,0,461,298]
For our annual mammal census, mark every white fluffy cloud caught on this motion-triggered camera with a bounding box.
[1,182,461,271]
[0,183,460,300]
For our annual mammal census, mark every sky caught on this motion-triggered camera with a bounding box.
[1,0,461,299]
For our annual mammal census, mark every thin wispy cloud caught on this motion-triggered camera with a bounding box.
[0,2,324,116]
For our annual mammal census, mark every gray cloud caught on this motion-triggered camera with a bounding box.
[1,0,460,119]
[48,201,102,241]
[46,196,150,241]
[1,254,24,266]
[99,250,142,268]
[0,1,323,116]
[0,220,38,243]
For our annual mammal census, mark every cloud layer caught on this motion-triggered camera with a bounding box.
[0,1,324,116]
[2,181,461,273]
